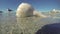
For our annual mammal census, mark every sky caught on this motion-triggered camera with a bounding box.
[0,0,60,12]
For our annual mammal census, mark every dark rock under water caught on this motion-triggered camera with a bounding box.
[36,23,60,34]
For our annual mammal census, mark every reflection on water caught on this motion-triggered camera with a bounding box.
[0,12,60,34]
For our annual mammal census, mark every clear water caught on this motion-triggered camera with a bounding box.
[0,12,60,34]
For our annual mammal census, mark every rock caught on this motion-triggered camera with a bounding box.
[16,3,47,18]
[16,3,34,17]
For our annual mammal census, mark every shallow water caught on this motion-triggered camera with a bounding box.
[0,12,60,34]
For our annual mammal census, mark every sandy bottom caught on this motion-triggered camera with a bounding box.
[0,12,60,34]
